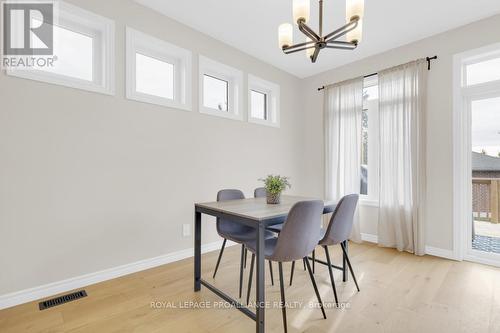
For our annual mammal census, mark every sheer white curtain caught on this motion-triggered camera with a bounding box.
[377,59,427,255]
[324,77,364,242]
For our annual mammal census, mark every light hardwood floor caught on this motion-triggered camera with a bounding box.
[1,242,500,333]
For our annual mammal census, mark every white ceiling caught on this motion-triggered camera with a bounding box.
[136,0,500,78]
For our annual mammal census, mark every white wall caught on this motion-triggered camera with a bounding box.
[301,14,500,250]
[0,0,307,296]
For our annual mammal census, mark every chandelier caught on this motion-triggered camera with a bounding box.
[278,0,364,63]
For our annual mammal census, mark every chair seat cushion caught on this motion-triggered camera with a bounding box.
[243,237,279,259]
[219,228,275,243]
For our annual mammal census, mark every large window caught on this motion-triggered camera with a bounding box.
[126,27,192,111]
[360,76,379,202]
[248,74,280,127]
[7,2,115,95]
[199,55,243,120]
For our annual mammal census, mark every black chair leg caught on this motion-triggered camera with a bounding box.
[342,240,348,282]
[303,259,306,271]
[278,262,288,333]
[323,246,339,305]
[340,242,360,291]
[304,258,326,319]
[212,238,227,279]
[244,247,248,268]
[312,249,316,273]
[246,253,255,304]
[269,261,274,286]
[289,261,295,286]
[239,244,245,298]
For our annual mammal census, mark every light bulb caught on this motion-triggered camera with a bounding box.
[346,0,364,21]
[293,0,310,24]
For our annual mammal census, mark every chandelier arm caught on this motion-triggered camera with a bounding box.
[283,40,316,51]
[284,45,316,54]
[326,41,357,49]
[298,21,320,41]
[325,44,357,50]
[311,47,321,63]
[324,18,359,42]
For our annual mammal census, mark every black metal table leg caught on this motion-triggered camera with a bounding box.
[194,210,201,291]
[256,224,265,333]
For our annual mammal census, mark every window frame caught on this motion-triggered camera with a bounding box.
[360,75,379,206]
[247,74,280,127]
[462,47,500,88]
[198,55,243,121]
[6,1,115,95]
[126,27,192,111]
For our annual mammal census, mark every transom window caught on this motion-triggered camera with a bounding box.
[126,27,192,111]
[135,53,174,100]
[31,18,94,82]
[248,74,280,127]
[465,56,500,86]
[7,2,115,95]
[203,75,228,111]
[250,90,267,120]
[199,55,243,120]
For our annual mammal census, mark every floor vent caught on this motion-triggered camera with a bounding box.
[39,290,87,310]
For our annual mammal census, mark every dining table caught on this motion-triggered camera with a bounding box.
[194,195,345,333]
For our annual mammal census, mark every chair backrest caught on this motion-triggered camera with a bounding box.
[216,189,247,237]
[319,194,359,246]
[270,200,324,262]
[217,189,245,202]
[254,187,266,198]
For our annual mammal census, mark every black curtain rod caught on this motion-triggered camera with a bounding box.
[317,55,437,91]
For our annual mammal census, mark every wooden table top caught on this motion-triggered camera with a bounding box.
[195,195,336,221]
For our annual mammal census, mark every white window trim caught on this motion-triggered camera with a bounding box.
[360,75,379,204]
[125,27,192,111]
[247,74,280,128]
[198,55,243,121]
[6,1,115,95]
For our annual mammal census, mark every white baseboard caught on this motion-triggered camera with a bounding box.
[360,233,457,261]
[0,240,235,310]
[464,254,500,268]
[425,246,456,260]
[361,233,378,243]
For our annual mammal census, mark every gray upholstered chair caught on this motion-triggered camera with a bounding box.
[254,187,267,198]
[319,194,360,304]
[213,189,274,297]
[244,200,327,333]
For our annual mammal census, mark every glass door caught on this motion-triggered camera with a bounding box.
[469,94,500,260]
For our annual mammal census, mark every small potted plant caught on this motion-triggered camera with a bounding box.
[260,175,291,204]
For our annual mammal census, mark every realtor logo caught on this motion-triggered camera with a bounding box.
[1,1,57,70]
[2,1,53,55]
